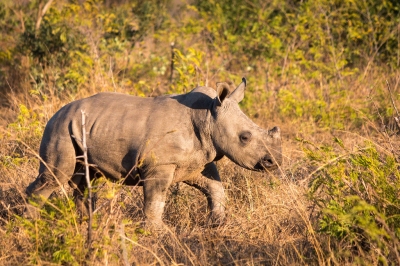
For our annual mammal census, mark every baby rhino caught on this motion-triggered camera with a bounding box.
[25,78,282,226]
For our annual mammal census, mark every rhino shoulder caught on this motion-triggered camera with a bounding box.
[191,86,218,99]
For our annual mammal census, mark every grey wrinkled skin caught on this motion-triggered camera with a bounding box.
[25,79,282,226]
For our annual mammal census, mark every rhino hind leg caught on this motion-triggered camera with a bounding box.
[24,170,59,219]
[184,162,226,226]
[25,140,77,218]
[69,175,90,218]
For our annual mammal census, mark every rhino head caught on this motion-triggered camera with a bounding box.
[211,78,282,171]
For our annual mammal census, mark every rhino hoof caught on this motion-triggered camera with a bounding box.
[208,214,226,227]
[140,220,170,235]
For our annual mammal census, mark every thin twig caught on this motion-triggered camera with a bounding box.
[81,110,93,246]
[367,88,399,162]
[35,0,55,33]
[169,42,175,84]
[386,80,400,130]
[119,222,130,266]
[109,56,117,92]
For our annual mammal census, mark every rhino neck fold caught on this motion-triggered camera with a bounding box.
[190,106,218,163]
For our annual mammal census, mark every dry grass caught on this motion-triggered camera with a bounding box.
[0,91,327,265]
[1,0,399,263]
[0,165,318,265]
[0,50,399,265]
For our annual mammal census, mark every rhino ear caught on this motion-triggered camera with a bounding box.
[216,82,231,105]
[228,77,246,103]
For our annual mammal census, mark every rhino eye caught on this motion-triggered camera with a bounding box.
[240,132,252,144]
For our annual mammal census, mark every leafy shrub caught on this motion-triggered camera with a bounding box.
[172,47,205,93]
[17,198,86,265]
[193,0,400,76]
[303,138,400,264]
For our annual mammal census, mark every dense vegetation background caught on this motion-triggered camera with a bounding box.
[0,0,399,264]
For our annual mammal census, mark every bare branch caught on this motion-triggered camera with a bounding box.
[11,8,25,32]
[81,110,93,247]
[386,80,400,131]
[169,42,175,84]
[35,0,55,33]
[119,223,130,266]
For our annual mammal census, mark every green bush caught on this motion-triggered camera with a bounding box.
[303,138,400,263]
[17,198,85,265]
[193,0,400,76]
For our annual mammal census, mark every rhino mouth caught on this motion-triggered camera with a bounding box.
[254,155,279,171]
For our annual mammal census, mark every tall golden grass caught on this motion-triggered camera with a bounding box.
[2,76,398,264]
[1,0,400,264]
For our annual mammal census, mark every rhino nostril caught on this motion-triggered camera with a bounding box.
[262,156,274,166]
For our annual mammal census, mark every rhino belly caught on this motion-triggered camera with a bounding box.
[84,139,141,183]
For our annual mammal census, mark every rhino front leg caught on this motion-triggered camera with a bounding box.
[185,162,226,226]
[142,164,176,227]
